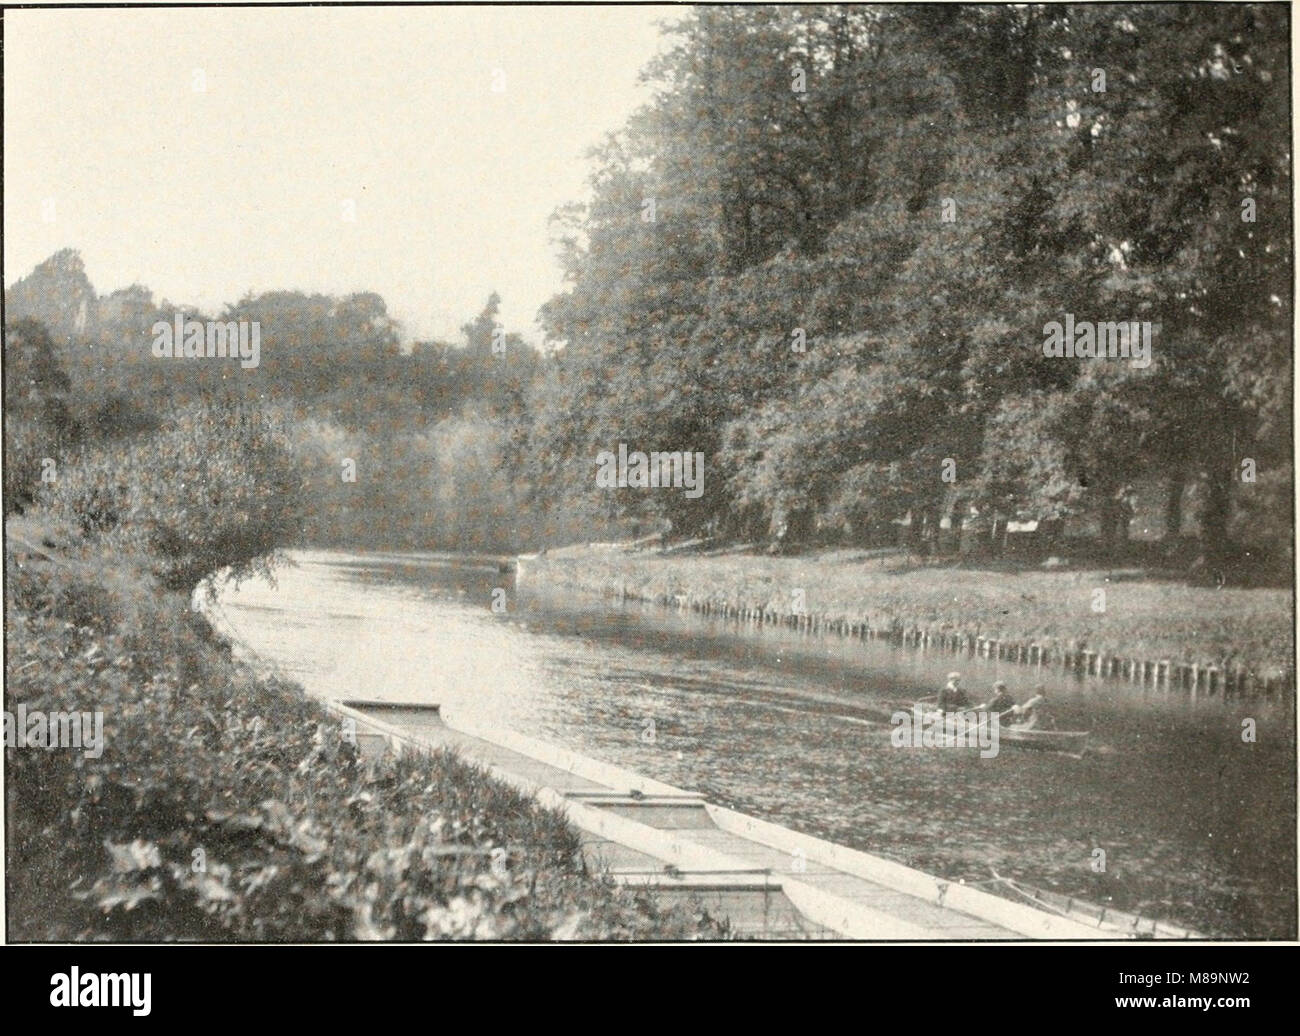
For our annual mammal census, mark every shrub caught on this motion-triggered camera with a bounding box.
[41,402,304,591]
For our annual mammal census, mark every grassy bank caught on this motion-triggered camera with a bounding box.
[527,545,1295,681]
[4,519,724,941]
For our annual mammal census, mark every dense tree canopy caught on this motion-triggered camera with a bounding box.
[529,3,1291,563]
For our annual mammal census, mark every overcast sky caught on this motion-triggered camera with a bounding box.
[4,6,675,344]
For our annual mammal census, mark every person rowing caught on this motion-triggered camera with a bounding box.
[977,680,1016,719]
[936,672,971,715]
[1011,686,1052,730]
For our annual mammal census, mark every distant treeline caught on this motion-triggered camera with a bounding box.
[5,4,1292,573]
[4,256,605,554]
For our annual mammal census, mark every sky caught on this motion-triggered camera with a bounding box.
[4,5,677,344]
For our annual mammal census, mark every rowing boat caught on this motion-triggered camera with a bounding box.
[912,705,1090,756]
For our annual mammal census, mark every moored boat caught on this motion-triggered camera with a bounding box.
[987,871,1203,939]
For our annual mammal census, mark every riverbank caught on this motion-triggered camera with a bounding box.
[4,517,724,940]
[521,545,1295,693]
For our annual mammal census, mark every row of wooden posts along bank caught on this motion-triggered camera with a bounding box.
[607,584,1292,700]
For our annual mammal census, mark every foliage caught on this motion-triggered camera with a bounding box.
[39,402,304,591]
[530,3,1291,561]
[3,5,1292,563]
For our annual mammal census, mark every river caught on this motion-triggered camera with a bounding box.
[211,550,1296,939]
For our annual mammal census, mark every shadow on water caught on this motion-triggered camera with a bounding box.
[225,551,1296,939]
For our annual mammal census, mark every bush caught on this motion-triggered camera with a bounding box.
[41,402,303,590]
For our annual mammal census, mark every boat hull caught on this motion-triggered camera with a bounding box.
[990,873,1202,939]
[1001,728,1090,753]
[914,707,1090,755]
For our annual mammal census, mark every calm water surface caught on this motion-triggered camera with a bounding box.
[215,550,1296,938]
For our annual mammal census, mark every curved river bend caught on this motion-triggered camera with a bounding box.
[213,550,1296,939]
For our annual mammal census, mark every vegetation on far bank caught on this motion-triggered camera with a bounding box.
[523,6,1290,569]
[531,544,1294,677]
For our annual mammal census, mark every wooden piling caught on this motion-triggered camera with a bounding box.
[637,585,1275,703]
